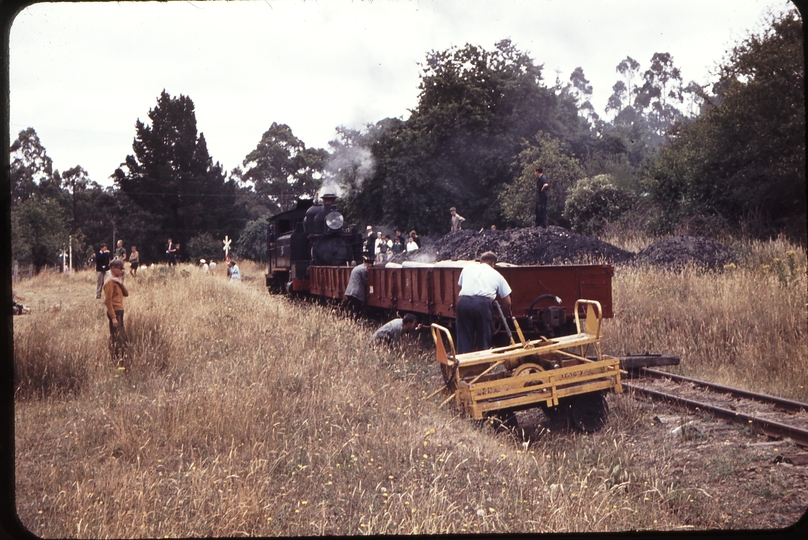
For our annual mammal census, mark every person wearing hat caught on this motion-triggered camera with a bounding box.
[199,259,209,273]
[343,256,373,317]
[103,259,130,363]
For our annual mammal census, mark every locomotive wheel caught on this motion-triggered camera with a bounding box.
[570,391,609,433]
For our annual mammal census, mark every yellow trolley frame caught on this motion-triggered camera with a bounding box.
[430,299,622,419]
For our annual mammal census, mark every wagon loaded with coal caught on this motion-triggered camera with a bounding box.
[267,197,677,431]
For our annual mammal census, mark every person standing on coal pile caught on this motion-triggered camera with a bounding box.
[94,243,111,299]
[455,251,513,354]
[343,256,373,318]
[535,166,549,228]
[450,207,466,231]
[369,313,425,347]
[103,259,129,365]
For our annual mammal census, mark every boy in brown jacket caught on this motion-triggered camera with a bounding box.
[104,259,129,362]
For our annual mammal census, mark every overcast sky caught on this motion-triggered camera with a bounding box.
[9,0,796,186]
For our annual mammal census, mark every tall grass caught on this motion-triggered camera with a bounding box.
[604,239,807,400]
[13,246,808,536]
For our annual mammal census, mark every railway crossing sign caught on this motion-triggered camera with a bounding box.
[223,235,232,257]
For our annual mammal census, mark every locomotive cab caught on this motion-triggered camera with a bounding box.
[267,199,313,292]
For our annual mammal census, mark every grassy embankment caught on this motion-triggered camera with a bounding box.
[12,239,807,536]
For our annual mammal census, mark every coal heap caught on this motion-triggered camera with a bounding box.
[635,235,737,270]
[386,227,735,270]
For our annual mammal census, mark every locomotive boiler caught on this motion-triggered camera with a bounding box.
[266,194,363,294]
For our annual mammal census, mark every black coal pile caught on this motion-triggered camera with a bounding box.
[385,227,736,270]
[388,226,634,265]
[634,235,737,270]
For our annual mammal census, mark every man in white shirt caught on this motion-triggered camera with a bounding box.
[455,251,512,353]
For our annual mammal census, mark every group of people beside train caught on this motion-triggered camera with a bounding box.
[364,227,422,263]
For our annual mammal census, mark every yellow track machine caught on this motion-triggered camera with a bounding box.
[430,300,622,432]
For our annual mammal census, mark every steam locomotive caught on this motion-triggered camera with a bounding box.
[266,194,364,294]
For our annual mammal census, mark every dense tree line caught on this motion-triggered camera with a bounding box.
[10,9,804,272]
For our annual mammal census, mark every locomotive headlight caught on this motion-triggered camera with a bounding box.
[325,211,344,230]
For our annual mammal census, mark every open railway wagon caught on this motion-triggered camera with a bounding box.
[430,299,622,432]
[308,262,615,341]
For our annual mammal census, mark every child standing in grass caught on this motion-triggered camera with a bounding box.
[104,259,129,364]
[128,246,140,279]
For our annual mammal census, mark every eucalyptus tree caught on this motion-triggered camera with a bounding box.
[9,127,54,204]
[241,122,328,213]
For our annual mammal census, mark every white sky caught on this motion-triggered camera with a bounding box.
[9,0,796,186]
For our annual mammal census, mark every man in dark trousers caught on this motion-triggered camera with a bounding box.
[95,243,111,299]
[455,252,512,353]
[343,257,373,317]
[535,166,549,228]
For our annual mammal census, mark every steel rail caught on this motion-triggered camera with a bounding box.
[623,382,808,448]
[634,368,808,414]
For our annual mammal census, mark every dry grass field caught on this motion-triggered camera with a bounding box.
[11,240,808,537]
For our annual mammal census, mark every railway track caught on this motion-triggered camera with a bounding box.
[623,368,808,448]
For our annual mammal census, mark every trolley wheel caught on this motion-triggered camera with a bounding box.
[513,362,544,389]
[570,391,609,433]
[540,399,571,422]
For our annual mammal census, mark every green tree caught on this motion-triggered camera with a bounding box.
[113,91,247,262]
[9,128,54,204]
[186,232,222,263]
[563,174,634,234]
[498,131,583,227]
[236,217,269,262]
[568,67,599,126]
[11,197,69,271]
[241,122,328,213]
[348,39,579,234]
[645,10,805,238]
